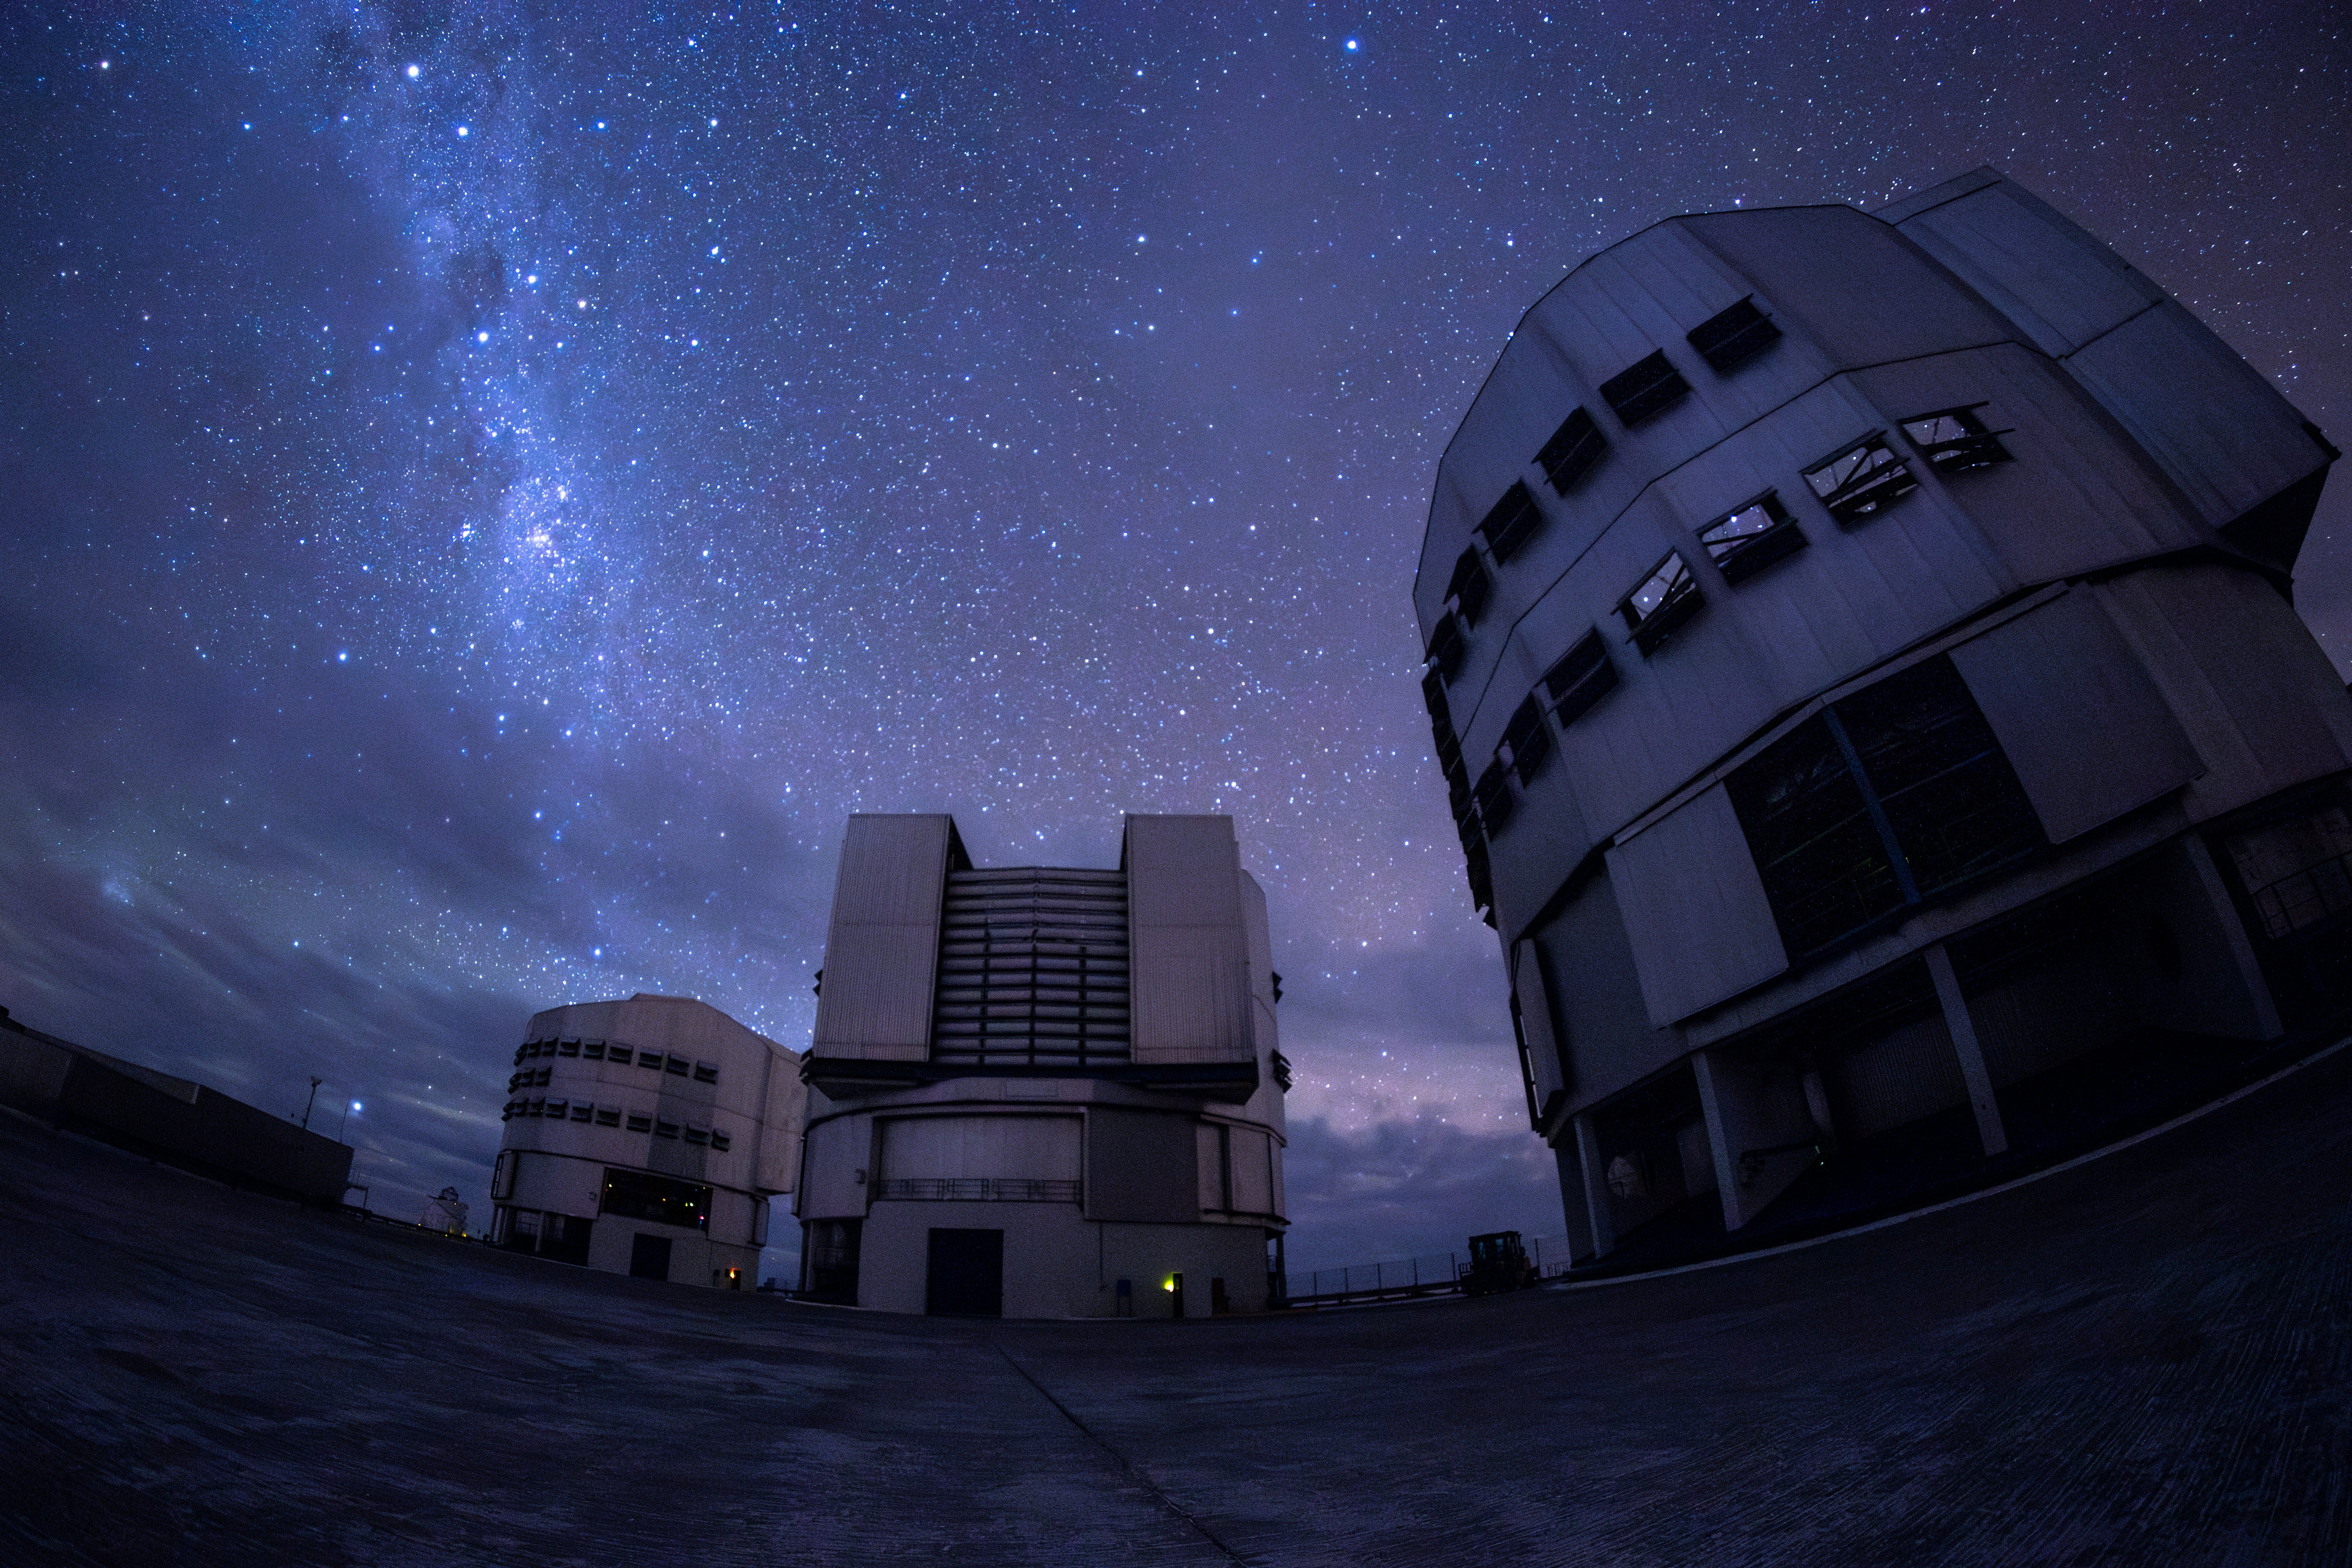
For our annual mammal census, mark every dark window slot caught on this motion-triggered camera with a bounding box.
[1687,297,1781,372]
[1899,406,2012,474]
[1542,629,1620,724]
[1617,553,1704,655]
[1805,435,1916,525]
[1477,480,1546,563]
[1502,696,1551,785]
[1446,548,1492,624]
[1699,492,1807,584]
[1425,611,1466,679]
[1536,406,1608,493]
[1599,350,1691,424]
[1474,759,1516,835]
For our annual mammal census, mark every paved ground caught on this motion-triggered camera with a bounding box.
[5,1043,2351,1567]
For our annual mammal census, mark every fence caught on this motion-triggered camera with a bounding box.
[1283,1234,1580,1305]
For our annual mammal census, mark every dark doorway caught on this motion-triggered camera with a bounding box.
[629,1233,673,1281]
[925,1228,1004,1318]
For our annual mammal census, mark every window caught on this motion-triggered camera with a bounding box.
[1698,492,1806,583]
[626,1112,652,1133]
[594,1106,622,1128]
[692,1061,719,1084]
[1726,654,2045,956]
[1425,610,1467,680]
[599,1167,712,1230]
[1536,406,1607,493]
[557,1039,580,1057]
[1599,350,1690,424]
[1900,406,2012,474]
[582,1041,605,1060]
[1271,1050,1294,1090]
[513,1045,528,1067]
[492,1150,516,1199]
[1617,552,1703,655]
[710,1130,732,1153]
[606,1046,632,1066]
[2226,807,2352,940]
[638,1051,666,1072]
[1542,629,1620,724]
[501,1099,523,1121]
[1805,435,1916,524]
[570,1102,593,1122]
[1502,696,1551,785]
[508,1072,525,1093]
[535,1067,552,1087]
[1445,547,1492,625]
[1474,759,1516,834]
[665,1056,689,1076]
[1464,836,1494,915]
[1477,481,1545,563]
[1687,297,1781,372]
[545,1099,567,1120]
[683,1125,712,1146]
[654,1118,680,1139]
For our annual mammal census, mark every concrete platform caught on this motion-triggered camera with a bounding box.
[5,1040,2352,1567]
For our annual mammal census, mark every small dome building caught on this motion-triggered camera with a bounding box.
[490,994,806,1288]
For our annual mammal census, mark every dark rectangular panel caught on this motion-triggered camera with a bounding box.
[1085,1108,1200,1222]
[1948,591,2203,844]
[925,1228,1004,1318]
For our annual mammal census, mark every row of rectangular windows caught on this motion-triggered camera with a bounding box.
[511,1039,720,1083]
[1431,406,2011,681]
[500,1097,732,1149]
[1427,403,2012,915]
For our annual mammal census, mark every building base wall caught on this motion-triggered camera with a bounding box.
[848,1202,1274,1318]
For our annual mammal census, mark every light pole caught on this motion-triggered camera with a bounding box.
[300,1076,324,1131]
[338,1098,362,1142]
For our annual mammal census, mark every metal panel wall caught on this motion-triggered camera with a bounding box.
[1513,939,1568,1118]
[1605,783,1790,1027]
[810,815,953,1061]
[1526,873,1688,1114]
[797,1114,870,1221]
[1229,1126,1275,1215]
[755,1048,806,1196]
[1124,815,1255,1065]
[1948,588,2203,844]
[878,1114,1081,1182]
[1085,1107,1199,1223]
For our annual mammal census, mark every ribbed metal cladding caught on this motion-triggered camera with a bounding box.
[931,867,1132,1065]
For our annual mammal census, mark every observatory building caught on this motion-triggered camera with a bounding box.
[1415,167,2349,1259]
[490,994,806,1288]
[795,813,1290,1318]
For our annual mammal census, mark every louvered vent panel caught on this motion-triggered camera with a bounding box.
[931,867,1131,1066]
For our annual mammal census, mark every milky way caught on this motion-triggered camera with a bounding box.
[4,0,2346,1270]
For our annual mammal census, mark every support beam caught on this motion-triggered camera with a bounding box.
[1925,942,2007,1157]
[1693,1047,1820,1232]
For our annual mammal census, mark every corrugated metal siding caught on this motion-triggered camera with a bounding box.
[1949,588,2203,844]
[1606,783,1790,1026]
[930,867,1130,1067]
[1124,816,1255,1065]
[810,816,952,1061]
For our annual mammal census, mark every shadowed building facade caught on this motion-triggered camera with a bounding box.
[795,813,1290,1318]
[1414,167,2349,1259]
[490,993,806,1288]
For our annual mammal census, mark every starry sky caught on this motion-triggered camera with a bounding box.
[4,0,2347,1274]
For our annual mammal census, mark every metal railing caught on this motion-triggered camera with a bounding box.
[874,1177,1082,1203]
[1280,1234,1580,1307]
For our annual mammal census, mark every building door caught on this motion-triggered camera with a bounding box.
[925,1228,1004,1318]
[629,1233,673,1281]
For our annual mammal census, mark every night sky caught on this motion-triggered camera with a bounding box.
[4,1,2346,1274]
